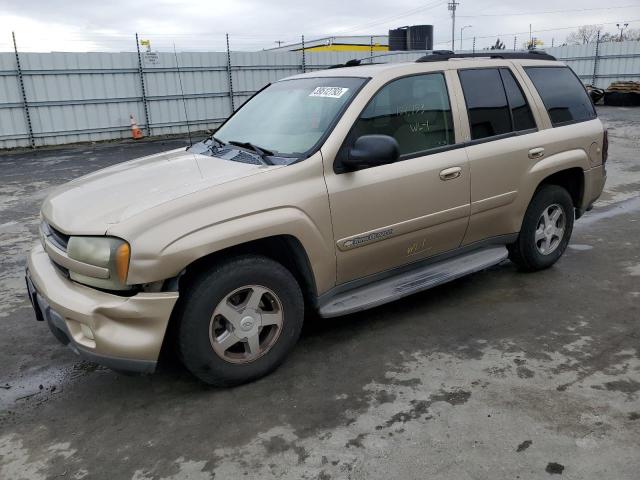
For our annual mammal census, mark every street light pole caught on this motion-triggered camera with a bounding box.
[460,25,472,51]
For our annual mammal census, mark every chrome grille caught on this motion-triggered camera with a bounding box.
[41,221,69,251]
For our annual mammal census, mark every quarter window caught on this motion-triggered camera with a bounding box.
[350,73,455,156]
[525,66,596,126]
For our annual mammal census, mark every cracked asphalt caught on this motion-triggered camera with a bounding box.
[1,107,639,480]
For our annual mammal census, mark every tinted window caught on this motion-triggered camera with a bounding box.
[525,66,596,126]
[351,73,454,156]
[500,68,536,131]
[459,69,512,140]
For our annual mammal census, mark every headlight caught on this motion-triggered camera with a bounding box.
[67,237,131,290]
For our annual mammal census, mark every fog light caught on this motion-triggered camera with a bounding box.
[80,324,95,340]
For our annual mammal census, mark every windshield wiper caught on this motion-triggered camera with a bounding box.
[209,135,226,148]
[228,140,274,165]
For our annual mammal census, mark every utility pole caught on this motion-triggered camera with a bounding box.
[275,40,283,47]
[448,1,459,51]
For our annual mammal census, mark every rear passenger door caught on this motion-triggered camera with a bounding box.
[456,67,542,245]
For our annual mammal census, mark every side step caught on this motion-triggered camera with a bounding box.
[318,246,508,318]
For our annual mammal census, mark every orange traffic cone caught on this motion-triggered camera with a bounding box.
[130,114,144,139]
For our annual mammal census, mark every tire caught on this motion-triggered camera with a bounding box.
[177,255,304,386]
[508,185,574,272]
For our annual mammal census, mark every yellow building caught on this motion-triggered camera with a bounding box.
[267,35,389,53]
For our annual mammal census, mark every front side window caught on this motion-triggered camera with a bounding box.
[525,66,596,126]
[213,76,366,156]
[350,73,455,156]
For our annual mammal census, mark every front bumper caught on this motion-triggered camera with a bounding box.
[26,245,179,373]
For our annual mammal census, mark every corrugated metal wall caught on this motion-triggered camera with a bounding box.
[547,40,640,88]
[1,43,638,149]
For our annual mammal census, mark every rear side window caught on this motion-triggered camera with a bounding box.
[500,69,536,131]
[350,73,455,156]
[525,66,596,126]
[459,69,511,140]
[459,68,537,140]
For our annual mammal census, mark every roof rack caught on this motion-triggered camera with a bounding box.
[416,50,556,62]
[328,59,364,69]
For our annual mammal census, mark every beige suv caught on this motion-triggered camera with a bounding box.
[26,51,607,385]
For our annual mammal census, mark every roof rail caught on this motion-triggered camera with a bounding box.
[416,50,556,62]
[328,59,363,69]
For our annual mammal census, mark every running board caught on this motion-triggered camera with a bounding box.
[318,246,508,318]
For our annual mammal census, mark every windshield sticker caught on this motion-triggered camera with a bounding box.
[309,86,349,98]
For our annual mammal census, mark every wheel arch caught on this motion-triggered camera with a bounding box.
[535,167,585,217]
[179,234,318,302]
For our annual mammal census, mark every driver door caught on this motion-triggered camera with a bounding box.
[323,71,471,284]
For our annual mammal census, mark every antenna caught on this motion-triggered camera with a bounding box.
[173,43,192,146]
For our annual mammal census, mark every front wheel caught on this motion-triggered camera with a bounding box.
[177,255,304,386]
[508,185,574,272]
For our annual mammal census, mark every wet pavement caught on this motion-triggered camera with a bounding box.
[1,107,639,479]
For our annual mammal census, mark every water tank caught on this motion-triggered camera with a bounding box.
[388,28,407,51]
[407,25,434,50]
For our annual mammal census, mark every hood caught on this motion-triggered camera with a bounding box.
[42,148,279,234]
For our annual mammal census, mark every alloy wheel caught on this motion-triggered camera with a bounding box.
[209,285,283,364]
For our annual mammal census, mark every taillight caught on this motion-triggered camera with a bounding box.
[602,129,608,164]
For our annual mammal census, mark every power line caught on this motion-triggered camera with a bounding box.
[326,0,447,35]
[433,18,640,46]
[458,4,640,18]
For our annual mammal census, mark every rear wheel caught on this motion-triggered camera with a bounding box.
[177,255,304,386]
[509,185,574,271]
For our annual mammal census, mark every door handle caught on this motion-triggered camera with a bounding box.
[528,147,545,159]
[439,166,462,181]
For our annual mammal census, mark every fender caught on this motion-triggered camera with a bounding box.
[528,148,590,176]
[512,148,589,230]
[125,207,336,295]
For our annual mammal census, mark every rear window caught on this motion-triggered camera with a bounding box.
[525,66,596,126]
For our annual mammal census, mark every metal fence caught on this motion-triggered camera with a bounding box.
[1,41,638,150]
[549,38,640,89]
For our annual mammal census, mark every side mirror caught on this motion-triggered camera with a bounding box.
[342,135,400,171]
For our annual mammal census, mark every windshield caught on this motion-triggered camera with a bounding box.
[213,77,367,157]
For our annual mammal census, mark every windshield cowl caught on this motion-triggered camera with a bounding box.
[188,140,296,166]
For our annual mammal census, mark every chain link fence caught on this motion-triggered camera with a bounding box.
[1,32,639,149]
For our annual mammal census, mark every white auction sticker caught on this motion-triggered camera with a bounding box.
[309,86,349,98]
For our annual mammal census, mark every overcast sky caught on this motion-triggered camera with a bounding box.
[1,0,639,52]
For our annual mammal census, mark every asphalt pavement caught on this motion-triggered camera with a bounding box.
[1,107,639,479]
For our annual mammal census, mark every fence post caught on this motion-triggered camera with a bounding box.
[592,31,601,87]
[472,37,476,54]
[12,32,35,148]
[135,33,152,135]
[301,35,306,73]
[370,35,373,62]
[226,33,235,112]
